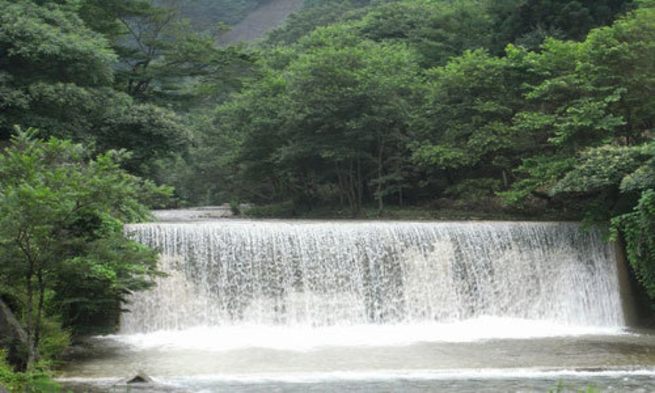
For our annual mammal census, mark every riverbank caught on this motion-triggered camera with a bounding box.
[236,198,581,222]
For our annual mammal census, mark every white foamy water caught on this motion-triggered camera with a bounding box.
[122,220,625,333]
[60,220,652,393]
[109,318,626,351]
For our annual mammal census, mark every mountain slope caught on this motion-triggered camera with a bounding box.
[217,0,304,45]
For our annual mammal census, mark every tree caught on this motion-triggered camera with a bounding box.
[216,69,292,205]
[500,4,655,304]
[0,0,116,141]
[0,0,191,177]
[502,4,655,207]
[583,2,655,145]
[212,24,424,213]
[409,49,527,201]
[0,130,170,369]
[499,38,626,206]
[547,143,655,299]
[356,0,495,68]
[78,0,250,109]
[488,0,634,53]
[95,103,190,177]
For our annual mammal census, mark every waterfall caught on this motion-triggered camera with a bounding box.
[120,221,625,334]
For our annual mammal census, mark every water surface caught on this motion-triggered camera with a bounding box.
[59,320,655,392]
[59,220,650,392]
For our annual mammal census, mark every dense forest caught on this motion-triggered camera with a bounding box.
[1,0,655,389]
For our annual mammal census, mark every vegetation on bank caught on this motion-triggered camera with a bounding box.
[1,0,655,387]
[0,350,63,392]
[0,130,171,385]
[226,0,655,316]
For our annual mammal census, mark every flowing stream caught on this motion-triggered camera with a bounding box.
[59,220,655,392]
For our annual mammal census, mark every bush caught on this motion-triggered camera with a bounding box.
[38,319,71,364]
[0,351,60,392]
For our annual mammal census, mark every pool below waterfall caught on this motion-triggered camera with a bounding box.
[58,220,655,392]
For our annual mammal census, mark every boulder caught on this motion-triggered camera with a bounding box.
[0,300,29,370]
[113,370,156,387]
[126,370,154,384]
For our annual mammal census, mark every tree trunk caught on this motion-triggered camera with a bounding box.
[34,271,46,365]
[377,142,385,214]
[24,276,37,369]
[356,157,362,213]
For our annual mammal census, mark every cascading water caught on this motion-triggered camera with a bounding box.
[121,220,624,333]
[61,220,655,393]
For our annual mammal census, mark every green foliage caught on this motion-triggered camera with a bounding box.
[502,4,655,210]
[411,49,521,168]
[408,48,528,202]
[553,145,645,194]
[220,24,423,212]
[2,0,632,215]
[0,130,170,366]
[510,39,625,152]
[445,178,503,201]
[200,0,652,220]
[500,155,576,206]
[81,0,253,108]
[0,350,60,392]
[36,316,70,363]
[488,0,634,53]
[584,5,655,145]
[0,0,116,86]
[96,103,190,176]
[229,199,242,216]
[264,0,496,68]
[620,144,655,192]
[613,190,655,300]
[0,0,115,140]
[356,0,495,68]
[0,0,193,177]
[0,351,18,390]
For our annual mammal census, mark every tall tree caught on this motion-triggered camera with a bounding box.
[227,25,422,213]
[78,0,250,108]
[356,0,495,68]
[0,0,191,176]
[0,130,170,368]
[0,0,116,141]
[410,49,527,201]
[500,4,655,301]
[503,4,655,206]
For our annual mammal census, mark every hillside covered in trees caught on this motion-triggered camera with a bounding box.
[2,0,655,388]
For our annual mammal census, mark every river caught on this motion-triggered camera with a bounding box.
[57,219,655,392]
